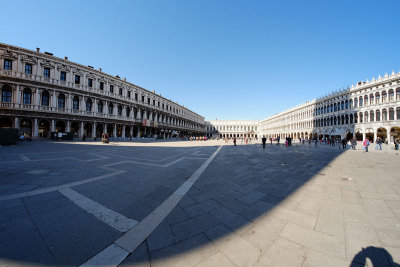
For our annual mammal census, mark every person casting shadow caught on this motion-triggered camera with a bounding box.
[350,246,399,267]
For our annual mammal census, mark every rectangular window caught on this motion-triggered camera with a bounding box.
[44,67,50,78]
[110,85,114,93]
[4,59,12,70]
[75,75,80,84]
[158,101,160,107]
[153,100,155,106]
[60,71,66,81]
[88,78,93,87]
[135,93,138,100]
[141,95,144,102]
[119,88,122,95]
[162,104,164,109]
[100,82,104,90]
[128,91,131,98]
[25,64,32,74]
[147,98,150,104]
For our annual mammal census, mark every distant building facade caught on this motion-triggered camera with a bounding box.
[0,43,205,139]
[206,120,258,138]
[259,72,400,143]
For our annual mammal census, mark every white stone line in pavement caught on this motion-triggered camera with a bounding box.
[80,244,129,267]
[80,145,223,267]
[0,167,126,202]
[104,157,185,168]
[59,188,138,232]
[18,153,31,161]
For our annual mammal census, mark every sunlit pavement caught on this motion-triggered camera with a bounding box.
[0,140,399,266]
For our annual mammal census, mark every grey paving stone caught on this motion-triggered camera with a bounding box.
[166,206,190,225]
[39,212,121,265]
[0,216,37,241]
[209,206,250,232]
[147,221,178,251]
[30,202,84,228]
[0,205,30,223]
[238,190,265,205]
[240,200,274,222]
[120,241,150,266]
[178,194,197,208]
[0,198,24,210]
[183,199,221,218]
[171,213,220,242]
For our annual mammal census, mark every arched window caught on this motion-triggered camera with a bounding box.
[73,96,79,110]
[354,113,358,123]
[364,111,369,123]
[1,85,12,102]
[345,100,349,109]
[86,98,92,111]
[359,96,363,107]
[345,114,349,124]
[58,93,65,108]
[370,111,374,122]
[337,102,341,111]
[334,103,337,112]
[389,108,395,120]
[108,103,113,114]
[97,100,103,113]
[382,108,387,121]
[364,95,368,106]
[23,88,32,105]
[376,110,381,121]
[389,89,394,101]
[397,107,400,120]
[369,94,374,105]
[41,90,49,106]
[337,115,341,125]
[126,107,130,117]
[349,99,353,108]
[350,114,353,124]
[354,98,358,108]
[341,101,344,110]
[396,88,400,100]
[375,92,380,104]
[382,91,387,102]
[359,112,363,123]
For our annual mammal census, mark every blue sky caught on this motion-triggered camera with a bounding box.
[1,0,400,120]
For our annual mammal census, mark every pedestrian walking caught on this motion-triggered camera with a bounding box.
[341,138,347,149]
[262,136,266,149]
[233,137,237,146]
[351,137,357,150]
[363,138,370,152]
[395,138,399,150]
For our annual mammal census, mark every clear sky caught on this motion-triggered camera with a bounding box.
[1,0,400,121]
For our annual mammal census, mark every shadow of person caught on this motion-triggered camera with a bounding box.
[350,246,399,267]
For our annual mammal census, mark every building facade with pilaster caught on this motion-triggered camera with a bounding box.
[205,120,259,139]
[0,43,205,139]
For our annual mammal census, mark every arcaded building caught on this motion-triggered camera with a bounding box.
[0,43,205,139]
[205,120,258,138]
[259,72,400,143]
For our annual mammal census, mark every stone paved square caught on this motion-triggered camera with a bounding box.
[0,140,399,266]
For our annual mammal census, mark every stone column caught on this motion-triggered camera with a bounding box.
[137,109,141,120]
[51,120,55,132]
[15,117,20,129]
[66,121,71,132]
[122,125,126,138]
[35,88,40,106]
[113,124,117,137]
[80,122,84,138]
[16,85,21,104]
[33,118,39,138]
[104,124,108,134]
[92,122,96,138]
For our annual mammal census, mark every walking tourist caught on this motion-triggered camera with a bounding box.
[395,138,399,150]
[363,138,370,152]
[233,137,237,146]
[376,137,383,150]
[351,137,357,150]
[261,136,267,149]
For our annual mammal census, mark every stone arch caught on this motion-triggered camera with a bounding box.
[96,124,104,138]
[38,119,50,138]
[377,127,388,143]
[70,121,80,138]
[390,127,400,142]
[107,124,114,137]
[55,121,65,132]
[355,128,363,141]
[20,118,32,136]
[365,128,374,142]
[84,122,92,138]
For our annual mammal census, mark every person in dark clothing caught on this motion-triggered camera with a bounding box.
[341,138,347,149]
[262,136,266,149]
[233,137,237,146]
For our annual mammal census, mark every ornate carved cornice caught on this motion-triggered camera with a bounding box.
[1,50,18,60]
[57,63,71,72]
[40,59,55,69]
[21,54,37,64]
